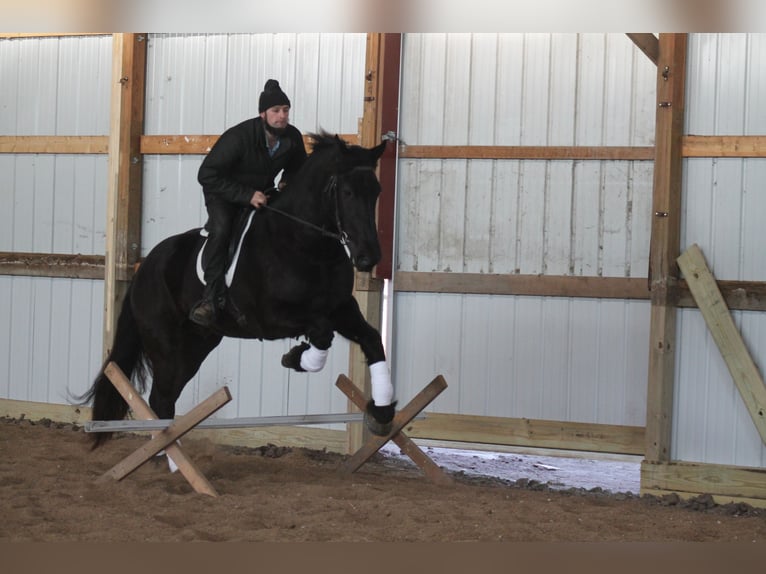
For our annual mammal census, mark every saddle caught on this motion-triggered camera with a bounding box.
[195,207,256,288]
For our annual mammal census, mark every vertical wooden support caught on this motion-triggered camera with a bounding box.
[347,34,402,453]
[103,33,147,357]
[644,34,688,463]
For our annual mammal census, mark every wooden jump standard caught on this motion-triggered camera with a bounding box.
[93,362,450,495]
[97,362,230,497]
[336,374,453,486]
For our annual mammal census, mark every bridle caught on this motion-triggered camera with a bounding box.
[262,166,376,252]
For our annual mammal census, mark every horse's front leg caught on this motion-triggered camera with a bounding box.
[280,317,334,373]
[331,297,396,435]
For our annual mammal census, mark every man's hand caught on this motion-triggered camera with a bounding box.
[250,190,268,209]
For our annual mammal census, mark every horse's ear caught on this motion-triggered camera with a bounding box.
[371,139,388,162]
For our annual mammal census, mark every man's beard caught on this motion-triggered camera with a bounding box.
[265,121,287,137]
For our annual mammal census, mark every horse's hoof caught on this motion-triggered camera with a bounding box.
[364,400,396,436]
[281,342,309,372]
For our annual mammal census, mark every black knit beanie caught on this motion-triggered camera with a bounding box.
[258,79,291,112]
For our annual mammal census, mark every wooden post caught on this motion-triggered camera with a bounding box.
[103,33,147,357]
[644,34,688,463]
[347,33,401,453]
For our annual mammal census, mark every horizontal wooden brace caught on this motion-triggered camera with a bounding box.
[394,271,766,312]
[683,135,766,158]
[399,145,654,161]
[0,135,108,154]
[641,460,766,507]
[2,135,762,158]
[0,252,106,280]
[395,271,650,299]
[405,412,645,456]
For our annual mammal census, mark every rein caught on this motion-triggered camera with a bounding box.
[261,173,353,248]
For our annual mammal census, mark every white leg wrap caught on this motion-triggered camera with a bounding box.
[300,344,329,372]
[369,361,393,406]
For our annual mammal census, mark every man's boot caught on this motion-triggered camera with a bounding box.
[189,279,225,327]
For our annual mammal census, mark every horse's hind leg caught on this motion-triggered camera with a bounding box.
[145,333,222,420]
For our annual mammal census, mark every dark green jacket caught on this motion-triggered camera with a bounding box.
[197,117,307,206]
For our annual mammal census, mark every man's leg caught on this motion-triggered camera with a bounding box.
[189,201,234,326]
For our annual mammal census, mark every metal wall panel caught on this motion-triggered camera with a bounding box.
[393,34,655,431]
[397,33,656,278]
[0,35,112,406]
[0,34,365,425]
[393,293,649,426]
[674,33,766,467]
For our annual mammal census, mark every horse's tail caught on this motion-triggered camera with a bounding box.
[78,283,148,449]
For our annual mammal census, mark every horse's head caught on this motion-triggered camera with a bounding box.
[310,132,388,272]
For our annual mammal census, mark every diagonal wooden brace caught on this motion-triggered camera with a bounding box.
[336,374,453,486]
[97,362,231,497]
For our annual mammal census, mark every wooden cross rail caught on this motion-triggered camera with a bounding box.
[335,374,453,486]
[97,362,231,497]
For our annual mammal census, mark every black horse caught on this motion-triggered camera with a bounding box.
[81,132,395,448]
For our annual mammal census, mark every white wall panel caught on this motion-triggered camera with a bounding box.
[393,34,656,432]
[0,276,104,404]
[1,34,365,426]
[392,292,649,427]
[674,33,766,468]
[0,36,111,410]
[397,33,656,279]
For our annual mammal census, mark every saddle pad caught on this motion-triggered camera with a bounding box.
[196,210,256,287]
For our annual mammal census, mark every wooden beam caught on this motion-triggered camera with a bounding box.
[641,460,766,508]
[337,374,453,485]
[394,271,766,311]
[677,244,766,444]
[369,33,400,281]
[399,145,654,161]
[4,134,763,160]
[645,33,687,463]
[678,279,766,311]
[140,133,359,155]
[0,252,104,279]
[101,362,227,496]
[627,33,659,65]
[0,136,108,154]
[683,135,766,158]
[394,271,649,300]
[0,34,110,39]
[103,33,147,358]
[405,412,645,456]
[340,374,449,475]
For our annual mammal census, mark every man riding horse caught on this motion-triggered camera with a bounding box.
[190,79,308,327]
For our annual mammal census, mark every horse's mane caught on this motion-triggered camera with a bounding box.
[271,130,372,209]
[307,130,347,155]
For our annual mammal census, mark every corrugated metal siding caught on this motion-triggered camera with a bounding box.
[0,35,112,404]
[394,293,649,426]
[392,33,656,428]
[674,33,766,467]
[397,33,656,277]
[0,34,367,423]
[141,33,367,419]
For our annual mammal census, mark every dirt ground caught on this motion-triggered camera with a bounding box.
[1,416,765,543]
